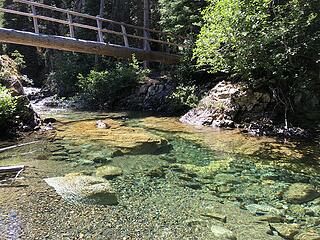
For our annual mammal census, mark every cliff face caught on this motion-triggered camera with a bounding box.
[0,55,40,132]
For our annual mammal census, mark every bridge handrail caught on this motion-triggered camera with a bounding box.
[0,7,185,48]
[14,0,186,39]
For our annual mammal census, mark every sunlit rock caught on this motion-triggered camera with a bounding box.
[44,173,118,205]
[284,183,320,204]
[56,119,170,155]
[210,225,237,240]
[96,165,123,179]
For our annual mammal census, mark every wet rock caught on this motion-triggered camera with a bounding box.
[214,173,239,184]
[270,223,300,240]
[294,230,320,240]
[256,215,285,223]
[96,166,123,179]
[284,183,320,204]
[201,209,227,223]
[246,204,283,216]
[146,167,166,178]
[44,174,118,205]
[210,225,237,240]
[43,117,57,124]
[56,119,170,155]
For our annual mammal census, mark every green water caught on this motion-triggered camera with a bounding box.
[0,109,319,239]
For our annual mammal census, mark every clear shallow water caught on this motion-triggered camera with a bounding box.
[0,106,319,239]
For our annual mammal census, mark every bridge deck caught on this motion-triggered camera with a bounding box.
[0,28,180,64]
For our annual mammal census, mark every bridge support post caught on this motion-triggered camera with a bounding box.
[96,18,104,43]
[67,13,75,38]
[31,5,39,34]
[121,25,129,47]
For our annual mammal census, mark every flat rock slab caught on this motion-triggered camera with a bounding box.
[56,119,170,155]
[44,174,118,205]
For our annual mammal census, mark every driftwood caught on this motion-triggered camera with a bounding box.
[0,140,40,153]
[0,165,25,184]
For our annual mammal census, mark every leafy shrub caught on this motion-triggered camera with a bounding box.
[194,0,320,121]
[10,50,26,70]
[168,84,199,111]
[0,85,16,131]
[77,57,148,108]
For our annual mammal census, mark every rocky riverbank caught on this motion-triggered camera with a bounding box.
[0,55,40,135]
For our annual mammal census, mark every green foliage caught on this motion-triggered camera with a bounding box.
[10,50,26,70]
[0,85,16,131]
[159,0,206,37]
[168,84,199,111]
[194,0,320,117]
[77,57,148,108]
[195,0,319,81]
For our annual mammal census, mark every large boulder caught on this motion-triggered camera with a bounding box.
[180,81,271,128]
[44,173,118,205]
[0,55,40,131]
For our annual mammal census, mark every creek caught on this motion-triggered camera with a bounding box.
[0,98,319,239]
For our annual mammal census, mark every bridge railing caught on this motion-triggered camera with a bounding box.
[0,0,186,53]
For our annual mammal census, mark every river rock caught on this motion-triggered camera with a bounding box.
[210,225,237,240]
[96,120,109,129]
[96,165,123,179]
[56,119,171,155]
[270,223,300,240]
[44,174,118,205]
[294,230,320,240]
[246,204,283,215]
[256,215,284,223]
[180,81,271,128]
[284,183,320,204]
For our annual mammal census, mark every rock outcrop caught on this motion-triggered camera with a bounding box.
[180,81,271,128]
[0,55,40,131]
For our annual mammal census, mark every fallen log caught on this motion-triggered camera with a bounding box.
[0,140,40,153]
[0,165,25,184]
[0,165,25,174]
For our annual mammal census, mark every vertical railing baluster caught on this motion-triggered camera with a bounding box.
[67,13,75,38]
[31,4,39,34]
[96,17,104,43]
[121,24,129,47]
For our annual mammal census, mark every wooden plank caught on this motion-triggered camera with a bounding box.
[0,28,181,64]
[121,25,129,47]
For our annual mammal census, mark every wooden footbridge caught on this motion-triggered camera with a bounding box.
[0,0,184,64]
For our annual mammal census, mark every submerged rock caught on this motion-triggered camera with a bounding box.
[44,174,118,205]
[96,165,123,179]
[284,183,320,204]
[210,225,237,240]
[56,119,170,155]
[270,223,300,240]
